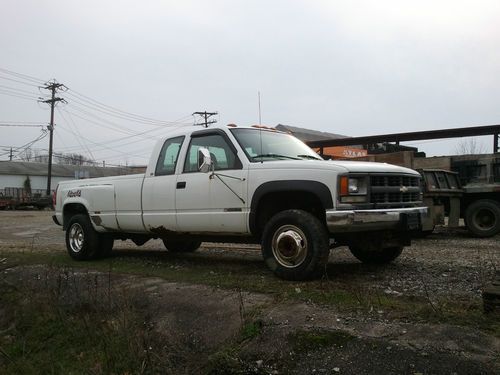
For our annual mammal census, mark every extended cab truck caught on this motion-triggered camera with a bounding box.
[53,125,427,280]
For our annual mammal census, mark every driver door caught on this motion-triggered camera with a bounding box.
[175,131,247,233]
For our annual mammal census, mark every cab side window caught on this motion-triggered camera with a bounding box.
[184,134,240,172]
[155,136,184,176]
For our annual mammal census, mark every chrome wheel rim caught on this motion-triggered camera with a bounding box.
[69,223,84,253]
[272,225,308,268]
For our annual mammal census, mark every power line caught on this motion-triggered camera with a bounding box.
[0,84,40,96]
[0,124,44,128]
[0,67,45,84]
[66,102,154,134]
[62,105,194,154]
[57,107,96,161]
[65,92,191,127]
[0,89,39,101]
[0,67,194,127]
[0,74,40,88]
[56,119,187,162]
[66,89,192,126]
[63,104,185,141]
[90,124,193,153]
[4,131,48,160]
[55,115,175,151]
[56,125,150,159]
[0,88,39,99]
[63,106,156,139]
[0,120,47,124]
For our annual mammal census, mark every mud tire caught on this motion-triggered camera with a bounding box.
[261,209,330,281]
[65,214,101,261]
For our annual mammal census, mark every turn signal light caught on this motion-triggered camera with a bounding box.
[340,176,349,196]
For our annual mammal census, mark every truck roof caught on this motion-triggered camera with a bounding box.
[158,124,286,142]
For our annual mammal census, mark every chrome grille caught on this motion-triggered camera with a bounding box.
[370,174,421,207]
[371,175,420,187]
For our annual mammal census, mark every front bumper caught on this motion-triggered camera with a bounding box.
[326,206,428,233]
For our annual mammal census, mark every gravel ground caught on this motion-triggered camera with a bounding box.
[0,210,498,302]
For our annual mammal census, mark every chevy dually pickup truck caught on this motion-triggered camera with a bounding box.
[53,125,426,280]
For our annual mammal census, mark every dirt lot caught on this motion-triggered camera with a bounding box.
[0,210,499,374]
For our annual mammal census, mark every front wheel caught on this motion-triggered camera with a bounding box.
[349,245,403,264]
[261,209,330,281]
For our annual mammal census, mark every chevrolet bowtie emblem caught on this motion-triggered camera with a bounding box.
[400,186,409,193]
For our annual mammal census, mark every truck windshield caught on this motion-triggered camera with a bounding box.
[231,128,322,162]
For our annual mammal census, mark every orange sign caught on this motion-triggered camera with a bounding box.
[315,146,367,158]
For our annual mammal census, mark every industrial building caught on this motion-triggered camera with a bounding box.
[0,161,144,197]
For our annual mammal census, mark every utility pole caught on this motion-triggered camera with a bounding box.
[39,80,66,197]
[9,147,13,161]
[193,111,218,127]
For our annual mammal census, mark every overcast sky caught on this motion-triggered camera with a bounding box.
[1,0,500,165]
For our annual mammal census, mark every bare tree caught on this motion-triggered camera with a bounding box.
[454,138,487,155]
[18,149,97,166]
[19,148,33,161]
[34,149,48,163]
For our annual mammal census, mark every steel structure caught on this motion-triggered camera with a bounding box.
[306,124,500,154]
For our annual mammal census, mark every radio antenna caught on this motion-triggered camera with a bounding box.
[258,91,262,124]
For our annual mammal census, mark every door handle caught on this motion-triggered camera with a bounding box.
[176,181,186,189]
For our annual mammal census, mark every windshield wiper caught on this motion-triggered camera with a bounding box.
[252,153,301,160]
[297,154,322,160]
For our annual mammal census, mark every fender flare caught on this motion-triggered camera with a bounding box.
[249,180,333,234]
[62,199,91,230]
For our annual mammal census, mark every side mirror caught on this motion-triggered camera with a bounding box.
[198,147,213,173]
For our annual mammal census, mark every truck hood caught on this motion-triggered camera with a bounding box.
[328,160,419,175]
[249,159,419,175]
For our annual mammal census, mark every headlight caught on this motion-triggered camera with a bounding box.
[348,178,359,193]
[339,176,368,203]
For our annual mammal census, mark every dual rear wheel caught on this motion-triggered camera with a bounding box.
[65,214,113,260]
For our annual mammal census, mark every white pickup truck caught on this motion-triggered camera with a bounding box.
[53,125,426,280]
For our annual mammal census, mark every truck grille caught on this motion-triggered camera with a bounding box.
[370,174,421,208]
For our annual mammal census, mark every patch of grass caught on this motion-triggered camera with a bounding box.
[1,250,361,308]
[2,249,499,337]
[289,329,355,352]
[241,320,263,341]
[206,347,244,375]
[378,294,500,336]
[1,291,139,374]
[0,269,185,374]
